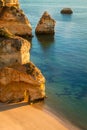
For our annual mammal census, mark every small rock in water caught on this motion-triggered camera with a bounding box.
[60,8,73,14]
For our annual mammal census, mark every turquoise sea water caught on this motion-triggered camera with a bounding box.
[20,0,87,129]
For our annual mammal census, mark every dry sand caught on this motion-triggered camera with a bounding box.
[0,102,79,130]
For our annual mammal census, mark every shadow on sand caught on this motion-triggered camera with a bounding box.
[0,100,45,112]
[0,102,29,112]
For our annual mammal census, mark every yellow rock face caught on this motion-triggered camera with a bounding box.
[0,29,46,102]
[0,0,19,8]
[0,6,32,37]
[0,62,45,103]
[0,1,46,103]
[0,33,31,67]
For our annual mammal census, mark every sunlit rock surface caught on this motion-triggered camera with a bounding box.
[0,0,32,37]
[0,28,30,67]
[0,0,19,7]
[0,62,45,103]
[0,0,19,8]
[0,28,46,103]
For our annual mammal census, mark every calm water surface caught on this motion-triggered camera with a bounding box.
[20,0,87,129]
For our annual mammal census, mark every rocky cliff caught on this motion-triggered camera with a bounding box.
[0,28,45,103]
[0,0,32,37]
[0,62,45,103]
[0,0,46,103]
[0,0,19,8]
[0,28,30,68]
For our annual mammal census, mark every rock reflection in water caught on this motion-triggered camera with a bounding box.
[61,14,72,22]
[36,34,55,50]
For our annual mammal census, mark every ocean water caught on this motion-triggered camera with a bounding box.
[20,0,87,129]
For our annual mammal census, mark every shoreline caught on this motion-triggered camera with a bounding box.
[0,102,80,130]
[32,102,81,130]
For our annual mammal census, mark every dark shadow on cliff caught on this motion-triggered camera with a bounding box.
[18,34,33,43]
[0,102,29,112]
[36,34,55,51]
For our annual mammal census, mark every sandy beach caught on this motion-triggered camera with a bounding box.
[0,102,72,130]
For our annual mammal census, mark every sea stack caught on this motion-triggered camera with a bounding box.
[35,11,56,35]
[60,8,73,14]
[0,0,32,37]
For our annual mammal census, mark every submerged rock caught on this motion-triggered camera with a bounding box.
[35,11,56,34]
[60,8,73,14]
[0,4,32,37]
[0,62,45,103]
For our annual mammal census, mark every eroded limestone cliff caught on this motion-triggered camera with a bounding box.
[0,0,32,37]
[0,28,45,103]
[0,28,30,67]
[0,62,45,103]
[0,0,46,103]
